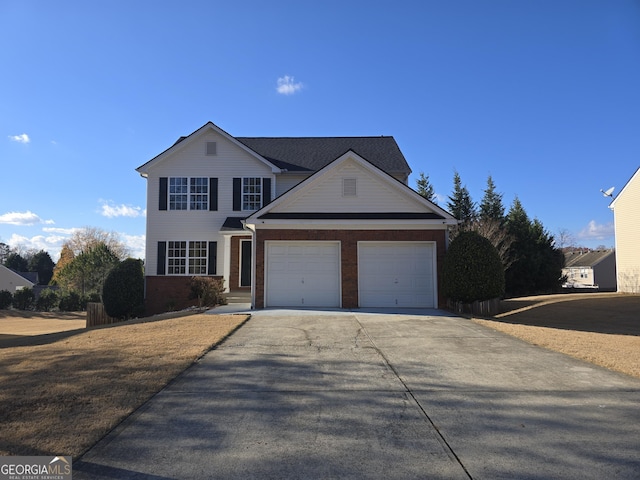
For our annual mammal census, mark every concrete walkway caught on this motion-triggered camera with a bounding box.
[74,309,640,479]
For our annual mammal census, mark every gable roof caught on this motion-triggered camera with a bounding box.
[244,150,455,225]
[563,250,615,268]
[236,136,411,175]
[136,122,281,176]
[0,264,36,289]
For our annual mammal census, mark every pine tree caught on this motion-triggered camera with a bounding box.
[479,175,505,221]
[447,171,476,222]
[416,172,437,204]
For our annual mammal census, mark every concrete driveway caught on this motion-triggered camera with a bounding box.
[74,308,640,479]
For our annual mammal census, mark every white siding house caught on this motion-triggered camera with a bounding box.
[137,121,456,314]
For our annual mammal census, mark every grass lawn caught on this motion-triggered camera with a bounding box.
[0,311,249,458]
[474,293,640,379]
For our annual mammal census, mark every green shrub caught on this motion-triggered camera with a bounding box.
[102,259,144,320]
[442,230,505,303]
[36,289,59,312]
[13,288,35,311]
[189,276,226,308]
[59,291,83,312]
[0,290,12,309]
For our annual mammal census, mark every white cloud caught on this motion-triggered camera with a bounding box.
[276,75,303,95]
[9,133,30,144]
[7,233,67,261]
[42,227,80,235]
[577,220,614,240]
[0,211,54,226]
[7,230,146,262]
[121,233,146,259]
[99,201,145,218]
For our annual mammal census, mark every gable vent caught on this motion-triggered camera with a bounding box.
[343,178,357,197]
[206,142,217,155]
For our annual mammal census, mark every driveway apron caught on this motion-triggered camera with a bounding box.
[74,309,640,480]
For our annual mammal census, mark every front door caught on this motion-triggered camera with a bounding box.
[240,240,252,287]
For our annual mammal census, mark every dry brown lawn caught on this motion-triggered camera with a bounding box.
[0,311,249,458]
[474,293,640,379]
[0,294,638,459]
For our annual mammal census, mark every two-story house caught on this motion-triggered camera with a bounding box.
[137,121,457,314]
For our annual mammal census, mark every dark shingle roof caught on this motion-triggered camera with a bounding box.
[236,137,411,175]
[564,250,614,268]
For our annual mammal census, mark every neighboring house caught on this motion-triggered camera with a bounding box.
[0,264,35,292]
[562,250,616,291]
[609,167,640,293]
[137,121,457,314]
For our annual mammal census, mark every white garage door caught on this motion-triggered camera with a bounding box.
[359,242,436,308]
[266,241,341,307]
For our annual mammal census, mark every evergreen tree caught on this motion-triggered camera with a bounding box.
[447,171,476,222]
[416,172,437,203]
[504,197,563,296]
[4,253,28,272]
[28,250,55,285]
[52,243,75,285]
[56,243,120,298]
[479,175,505,221]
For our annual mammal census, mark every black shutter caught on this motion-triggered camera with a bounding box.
[262,178,272,208]
[208,241,217,275]
[233,178,241,211]
[159,178,168,211]
[209,178,218,211]
[157,241,166,275]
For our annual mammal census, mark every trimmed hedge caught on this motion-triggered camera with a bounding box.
[442,231,505,303]
[102,259,144,320]
[0,290,12,309]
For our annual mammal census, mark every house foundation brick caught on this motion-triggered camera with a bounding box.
[144,275,222,316]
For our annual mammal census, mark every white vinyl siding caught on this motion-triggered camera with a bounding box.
[144,130,273,275]
[613,169,640,293]
[271,158,424,214]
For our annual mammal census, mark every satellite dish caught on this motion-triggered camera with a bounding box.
[600,187,615,198]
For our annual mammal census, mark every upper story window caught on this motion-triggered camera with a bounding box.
[168,177,208,210]
[169,178,188,210]
[242,177,262,211]
[190,178,209,210]
[160,177,217,212]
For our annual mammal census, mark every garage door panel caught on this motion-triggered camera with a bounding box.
[266,242,340,308]
[359,242,435,308]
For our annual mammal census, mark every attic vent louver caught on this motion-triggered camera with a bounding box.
[206,142,217,155]
[343,178,357,197]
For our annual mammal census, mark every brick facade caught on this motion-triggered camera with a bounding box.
[144,275,222,315]
[254,229,447,309]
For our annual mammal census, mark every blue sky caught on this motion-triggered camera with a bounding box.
[1,0,639,261]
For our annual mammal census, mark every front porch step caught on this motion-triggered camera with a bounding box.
[224,290,251,304]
